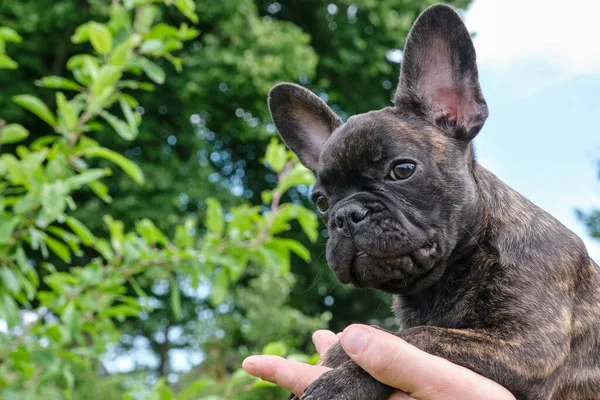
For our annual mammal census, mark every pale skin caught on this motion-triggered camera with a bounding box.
[243,324,516,400]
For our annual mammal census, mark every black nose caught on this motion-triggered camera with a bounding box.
[334,203,370,232]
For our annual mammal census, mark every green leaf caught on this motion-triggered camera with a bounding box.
[0,293,19,327]
[136,57,165,84]
[129,277,147,300]
[210,269,228,306]
[47,226,82,255]
[88,22,113,55]
[35,76,82,91]
[297,206,319,243]
[170,278,182,320]
[252,379,278,389]
[135,218,168,246]
[102,304,141,321]
[175,225,194,249]
[99,110,136,141]
[0,27,22,43]
[61,300,78,340]
[270,238,311,262]
[103,216,124,255]
[13,192,39,215]
[262,341,287,357]
[65,216,95,246]
[13,95,57,127]
[1,154,24,185]
[119,97,138,135]
[0,213,19,244]
[277,162,315,195]
[176,379,212,400]
[147,24,178,40]
[108,3,132,32]
[138,82,155,91]
[80,146,144,184]
[43,235,71,262]
[264,138,287,172]
[89,180,112,202]
[40,181,69,223]
[1,267,21,293]
[174,0,199,23]
[110,35,140,67]
[121,93,139,108]
[71,23,90,44]
[30,135,58,150]
[91,65,122,96]
[166,54,182,73]
[139,39,165,56]
[135,5,158,33]
[1,123,29,144]
[0,54,18,69]
[93,238,114,260]
[260,243,290,275]
[56,92,79,132]
[205,198,224,235]
[155,381,175,400]
[63,168,110,190]
[210,254,246,282]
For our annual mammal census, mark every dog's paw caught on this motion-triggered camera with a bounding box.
[296,366,392,400]
[299,369,347,400]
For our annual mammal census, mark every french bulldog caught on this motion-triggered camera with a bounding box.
[267,3,600,400]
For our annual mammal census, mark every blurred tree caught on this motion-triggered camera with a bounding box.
[582,210,600,241]
[0,0,474,390]
[578,159,600,245]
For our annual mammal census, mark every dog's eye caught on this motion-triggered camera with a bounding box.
[389,162,416,181]
[315,195,329,214]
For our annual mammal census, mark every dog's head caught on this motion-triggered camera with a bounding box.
[268,4,488,294]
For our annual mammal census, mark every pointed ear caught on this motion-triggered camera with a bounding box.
[268,83,342,172]
[395,4,488,142]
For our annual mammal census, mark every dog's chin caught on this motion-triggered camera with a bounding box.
[329,243,442,294]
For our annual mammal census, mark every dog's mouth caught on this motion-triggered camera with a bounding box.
[355,250,369,258]
[341,242,440,293]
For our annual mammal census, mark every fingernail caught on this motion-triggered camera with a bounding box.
[341,326,371,354]
[242,356,259,372]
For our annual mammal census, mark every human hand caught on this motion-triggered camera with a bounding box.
[242,324,516,400]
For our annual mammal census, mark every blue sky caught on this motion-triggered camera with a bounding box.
[465,0,600,261]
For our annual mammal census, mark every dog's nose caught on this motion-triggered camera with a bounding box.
[334,204,369,233]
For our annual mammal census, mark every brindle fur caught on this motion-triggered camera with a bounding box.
[268,4,600,400]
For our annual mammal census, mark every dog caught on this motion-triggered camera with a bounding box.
[267,3,600,400]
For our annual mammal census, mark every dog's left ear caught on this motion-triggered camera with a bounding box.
[395,4,488,142]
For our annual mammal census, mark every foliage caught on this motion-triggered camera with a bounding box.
[0,1,322,398]
[0,0,478,398]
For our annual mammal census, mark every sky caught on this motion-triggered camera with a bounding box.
[464,0,600,261]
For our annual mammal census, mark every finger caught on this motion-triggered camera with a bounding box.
[312,330,339,356]
[243,355,331,396]
[388,391,416,400]
[339,325,515,400]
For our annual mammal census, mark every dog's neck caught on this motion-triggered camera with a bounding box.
[395,160,591,329]
[394,162,536,328]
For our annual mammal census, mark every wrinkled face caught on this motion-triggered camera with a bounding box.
[268,4,489,294]
[313,110,478,293]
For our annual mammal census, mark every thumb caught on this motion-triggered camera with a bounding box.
[339,325,515,400]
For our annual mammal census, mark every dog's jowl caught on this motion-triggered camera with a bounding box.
[268,4,600,400]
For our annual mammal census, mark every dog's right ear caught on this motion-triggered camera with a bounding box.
[268,83,342,172]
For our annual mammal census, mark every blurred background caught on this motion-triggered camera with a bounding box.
[0,0,598,399]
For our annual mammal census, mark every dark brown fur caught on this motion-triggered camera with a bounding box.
[268,4,600,400]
